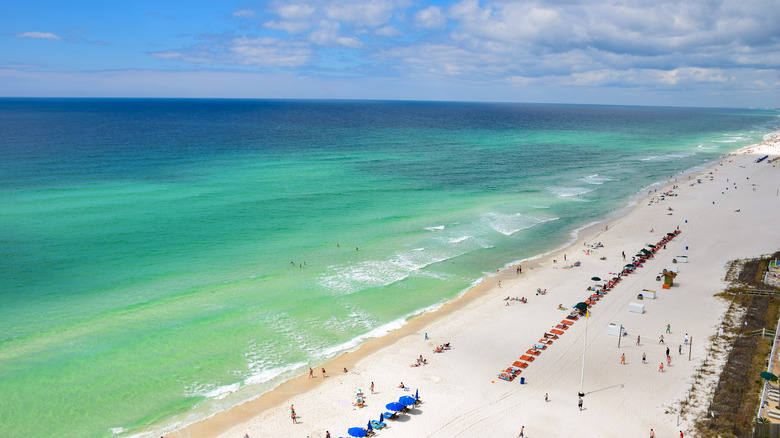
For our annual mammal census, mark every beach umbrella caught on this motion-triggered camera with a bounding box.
[667,233,675,236]
[647,244,657,248]
[574,302,588,311]
[761,372,778,382]
[415,389,419,400]
[379,413,384,422]
[591,277,601,281]
[348,427,367,437]
[399,395,416,406]
[386,402,403,411]
[641,249,651,254]
[367,421,373,431]
[625,264,634,268]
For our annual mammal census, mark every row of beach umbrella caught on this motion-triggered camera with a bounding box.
[347,391,419,437]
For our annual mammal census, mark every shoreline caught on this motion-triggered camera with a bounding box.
[170,132,780,438]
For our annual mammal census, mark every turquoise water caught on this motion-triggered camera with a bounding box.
[0,99,776,437]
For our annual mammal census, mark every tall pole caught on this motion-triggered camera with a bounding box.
[580,312,588,396]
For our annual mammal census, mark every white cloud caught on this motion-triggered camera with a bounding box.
[232,9,256,18]
[414,6,446,29]
[231,37,312,66]
[309,21,363,47]
[272,2,317,19]
[324,0,400,26]
[264,19,313,34]
[375,26,401,37]
[16,32,61,40]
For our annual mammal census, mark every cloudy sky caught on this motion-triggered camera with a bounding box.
[2,0,779,107]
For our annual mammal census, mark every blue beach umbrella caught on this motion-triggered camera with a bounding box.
[348,426,367,437]
[399,395,416,406]
[415,389,419,400]
[379,412,384,422]
[386,401,403,411]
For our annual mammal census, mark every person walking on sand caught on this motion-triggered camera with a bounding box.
[667,355,671,367]
[518,425,524,437]
[322,368,326,378]
[622,251,626,261]
[545,392,548,402]
[371,382,374,393]
[650,429,655,438]
[425,332,428,340]
[666,324,671,334]
[291,411,297,424]
[659,362,664,372]
[684,333,689,344]
[309,368,313,379]
[636,335,640,346]
[578,396,583,411]
[326,432,331,438]
[621,353,626,365]
[659,335,664,344]
[679,344,682,355]
[642,353,646,364]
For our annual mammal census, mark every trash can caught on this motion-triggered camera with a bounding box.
[520,377,526,384]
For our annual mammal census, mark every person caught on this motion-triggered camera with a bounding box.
[621,353,626,365]
[622,251,626,260]
[309,368,313,379]
[666,347,670,357]
[642,353,646,363]
[425,332,428,340]
[291,411,297,423]
[637,335,640,346]
[322,368,326,378]
[244,434,249,438]
[516,266,520,274]
[684,333,689,344]
[679,344,683,355]
[399,382,404,388]
[326,432,331,438]
[659,335,664,344]
[518,425,524,437]
[666,324,671,333]
[558,303,563,309]
[371,382,374,393]
[518,264,522,273]
[545,392,548,402]
[343,367,348,373]
[290,404,294,413]
[659,362,664,372]
[578,396,583,411]
[680,431,684,438]
[667,355,671,367]
[650,429,655,438]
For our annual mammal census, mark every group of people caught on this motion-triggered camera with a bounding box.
[433,343,452,353]
[411,355,428,367]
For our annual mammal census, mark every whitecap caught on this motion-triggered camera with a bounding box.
[547,186,594,198]
[424,225,445,231]
[483,212,559,236]
[448,236,471,244]
[318,238,490,295]
[640,152,696,162]
[110,427,127,435]
[581,174,615,185]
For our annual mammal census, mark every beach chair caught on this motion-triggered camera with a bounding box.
[561,320,573,326]
[526,349,541,356]
[550,329,564,335]
[512,361,529,368]
[533,343,547,350]
[498,372,514,381]
[555,324,568,330]
[371,420,386,429]
[384,411,398,420]
[519,355,535,362]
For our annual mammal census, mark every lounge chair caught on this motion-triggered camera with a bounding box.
[550,329,564,335]
[561,319,573,326]
[512,361,529,368]
[519,355,535,362]
[526,349,541,356]
[384,411,398,420]
[371,420,386,429]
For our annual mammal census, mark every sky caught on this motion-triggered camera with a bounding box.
[2,0,779,107]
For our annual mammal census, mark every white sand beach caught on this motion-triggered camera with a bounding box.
[174,133,780,438]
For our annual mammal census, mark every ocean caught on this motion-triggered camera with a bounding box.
[0,99,776,437]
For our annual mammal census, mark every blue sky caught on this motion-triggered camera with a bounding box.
[2,0,779,107]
